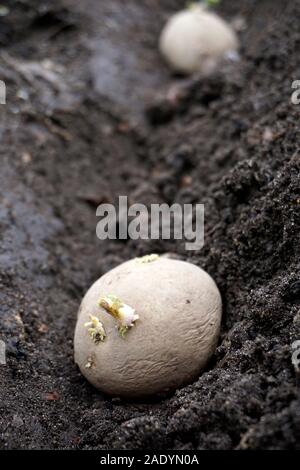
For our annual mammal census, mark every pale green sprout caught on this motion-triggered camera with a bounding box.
[99,295,139,337]
[85,356,94,369]
[84,315,106,344]
[188,0,220,8]
[203,0,220,6]
[135,254,159,264]
[0,6,10,16]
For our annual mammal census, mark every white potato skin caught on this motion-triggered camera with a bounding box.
[74,258,222,398]
[159,5,238,74]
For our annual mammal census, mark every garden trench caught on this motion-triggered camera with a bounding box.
[0,0,299,450]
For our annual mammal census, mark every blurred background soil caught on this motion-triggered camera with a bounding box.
[0,0,299,450]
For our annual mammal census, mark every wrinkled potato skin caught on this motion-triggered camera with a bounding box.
[74,258,222,398]
[159,6,238,75]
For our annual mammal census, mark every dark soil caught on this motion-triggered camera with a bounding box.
[0,0,300,450]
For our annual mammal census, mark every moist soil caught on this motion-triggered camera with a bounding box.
[0,0,299,450]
